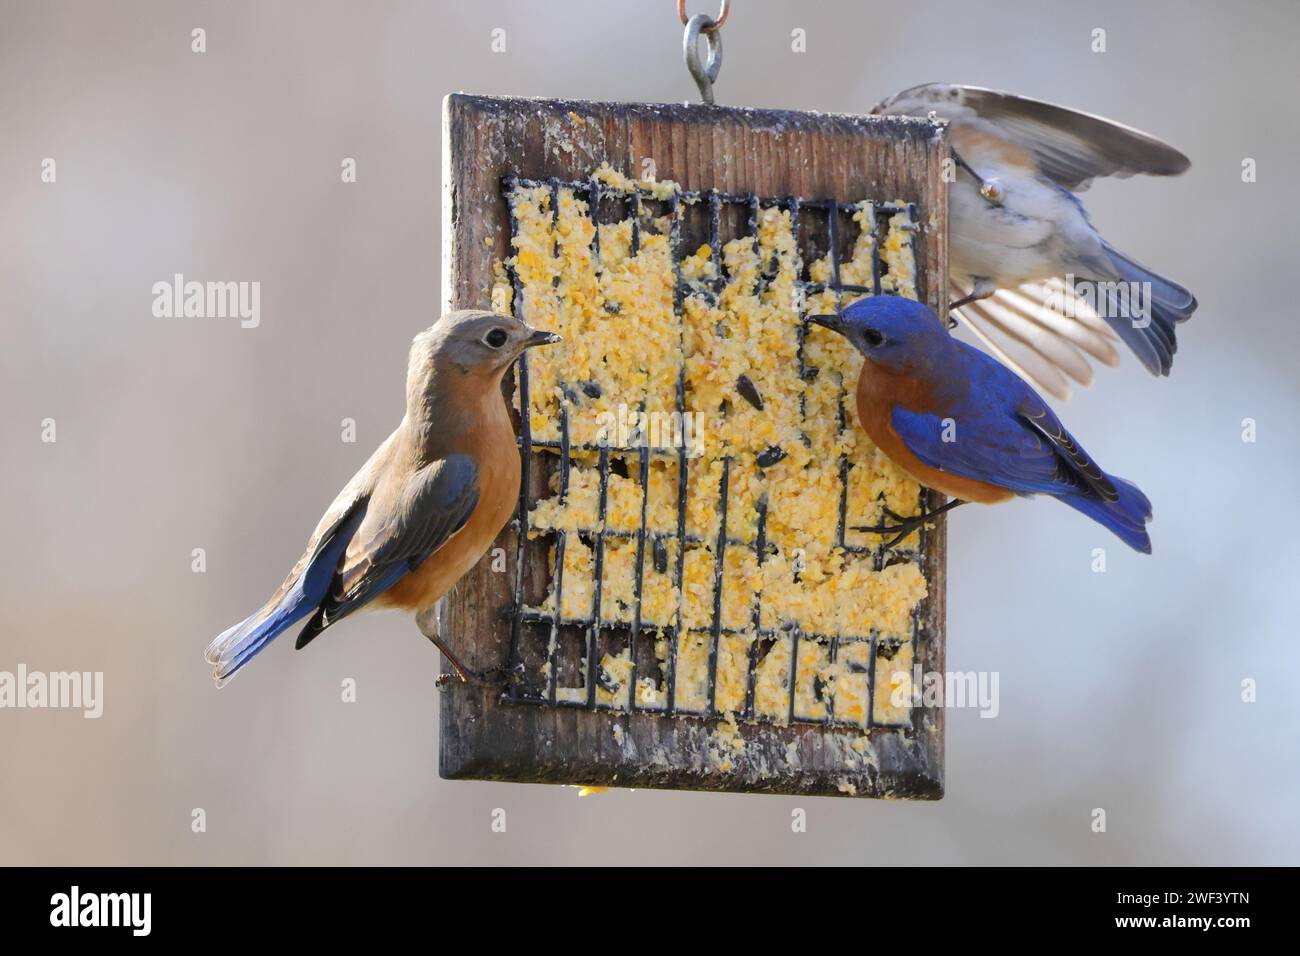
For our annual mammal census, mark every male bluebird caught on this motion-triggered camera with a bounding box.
[811,296,1153,553]
[872,83,1198,400]
[204,310,560,686]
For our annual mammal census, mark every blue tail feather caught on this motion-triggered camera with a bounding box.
[1059,476,1153,554]
[1084,243,1197,377]
[207,507,364,684]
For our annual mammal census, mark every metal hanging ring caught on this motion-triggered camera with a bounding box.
[677,0,730,32]
[683,12,723,105]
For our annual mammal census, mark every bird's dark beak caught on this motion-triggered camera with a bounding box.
[809,313,846,335]
[522,328,562,349]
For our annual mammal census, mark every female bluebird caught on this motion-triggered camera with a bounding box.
[873,83,1197,400]
[811,296,1153,553]
[204,310,560,686]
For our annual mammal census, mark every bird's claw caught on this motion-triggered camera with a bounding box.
[436,666,509,691]
[852,521,921,552]
[853,505,920,536]
[852,499,966,552]
[947,286,994,319]
[423,626,511,691]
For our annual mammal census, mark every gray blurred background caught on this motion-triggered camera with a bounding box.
[2,0,1297,865]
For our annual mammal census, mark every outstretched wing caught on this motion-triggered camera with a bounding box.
[881,83,1190,191]
[295,453,481,647]
[952,85,1190,190]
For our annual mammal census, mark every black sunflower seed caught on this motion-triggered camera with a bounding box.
[756,446,786,468]
[653,538,668,574]
[579,380,602,399]
[735,374,763,411]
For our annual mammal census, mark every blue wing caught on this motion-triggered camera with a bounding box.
[205,502,368,683]
[890,342,1114,500]
[294,454,480,648]
[890,342,1152,552]
[208,453,480,684]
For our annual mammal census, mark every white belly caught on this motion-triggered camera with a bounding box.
[948,174,1099,286]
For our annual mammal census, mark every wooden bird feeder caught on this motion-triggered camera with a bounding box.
[438,92,949,799]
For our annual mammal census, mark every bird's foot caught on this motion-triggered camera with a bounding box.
[422,628,509,691]
[947,281,996,328]
[853,499,966,550]
[852,516,928,551]
[947,290,993,315]
[435,665,510,691]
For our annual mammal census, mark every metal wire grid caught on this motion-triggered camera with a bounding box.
[500,173,935,730]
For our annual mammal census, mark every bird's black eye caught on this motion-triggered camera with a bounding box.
[862,328,885,348]
[484,328,508,349]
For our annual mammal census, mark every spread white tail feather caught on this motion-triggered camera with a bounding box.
[1041,278,1119,340]
[967,293,1095,385]
[952,278,1132,399]
[1001,282,1121,365]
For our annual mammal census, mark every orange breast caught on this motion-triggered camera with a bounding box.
[377,405,521,612]
[855,367,1014,506]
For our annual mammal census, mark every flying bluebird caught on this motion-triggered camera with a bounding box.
[204,310,560,686]
[872,83,1198,400]
[811,296,1153,553]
